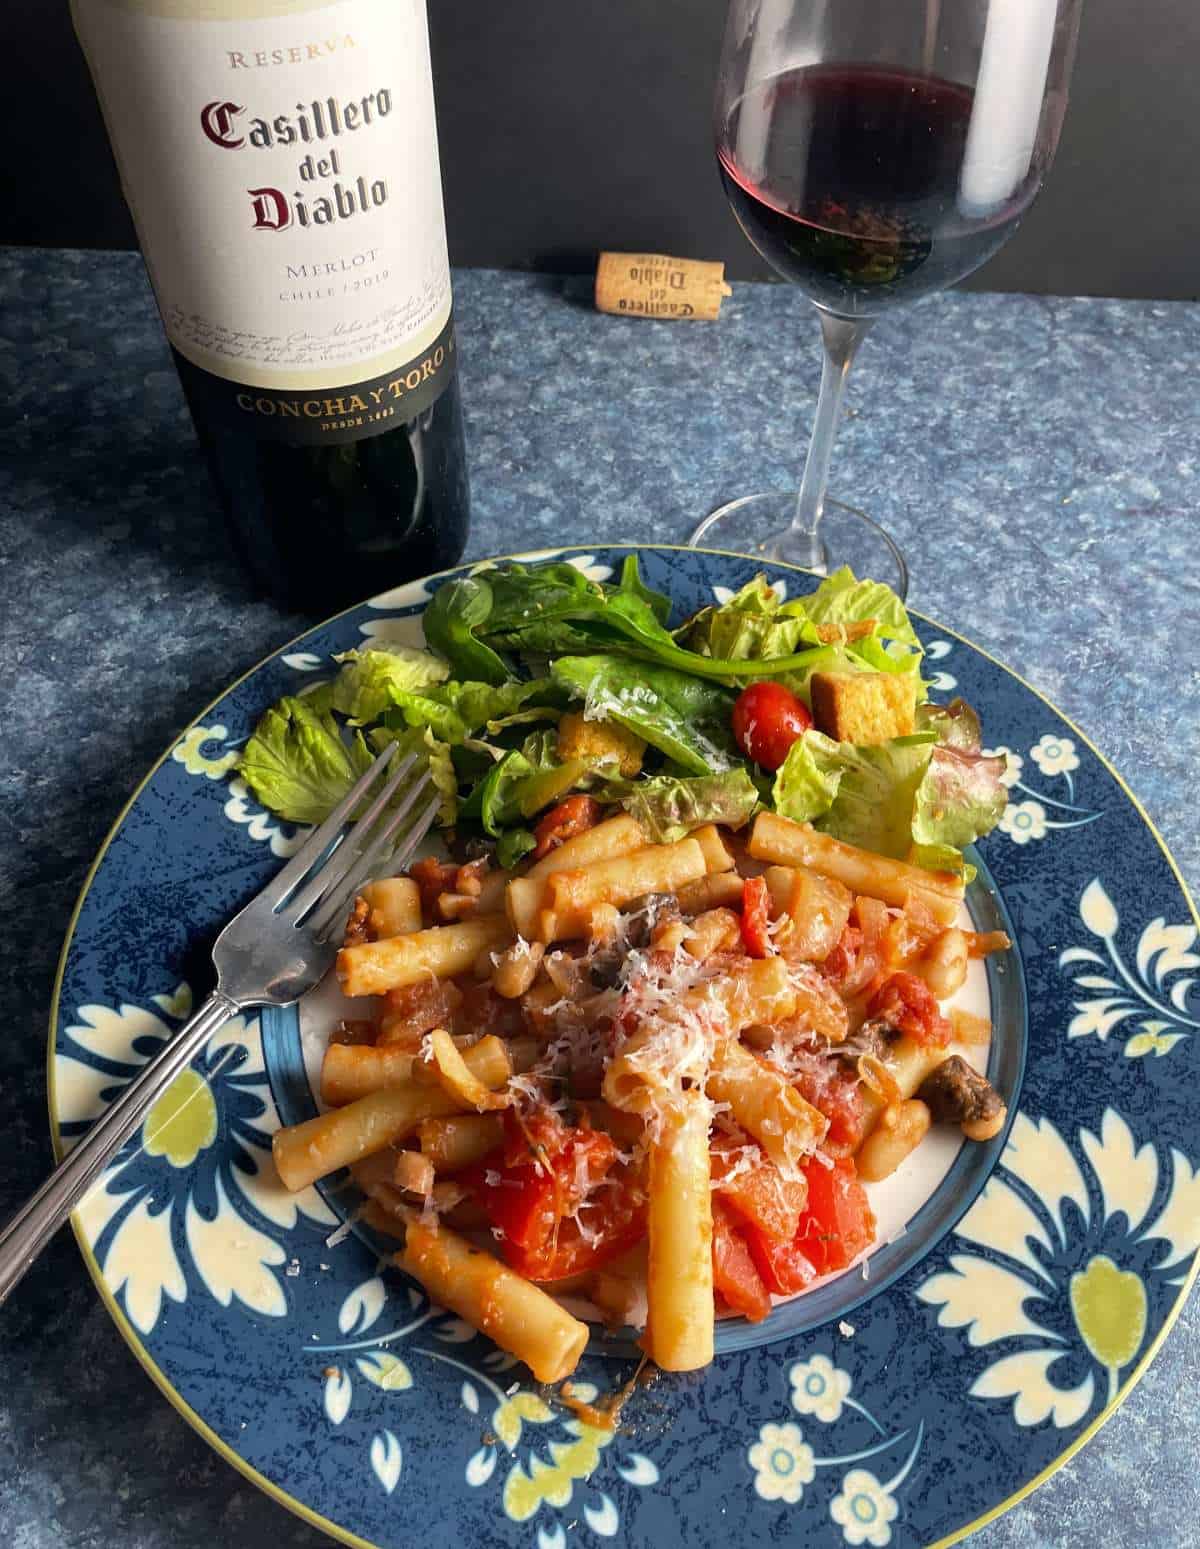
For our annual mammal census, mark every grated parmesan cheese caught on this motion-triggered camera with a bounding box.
[325,1205,367,1248]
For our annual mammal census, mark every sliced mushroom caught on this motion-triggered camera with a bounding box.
[917,1055,1005,1140]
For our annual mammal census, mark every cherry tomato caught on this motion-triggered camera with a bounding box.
[531,794,600,861]
[732,681,812,770]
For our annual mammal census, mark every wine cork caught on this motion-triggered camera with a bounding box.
[595,252,732,321]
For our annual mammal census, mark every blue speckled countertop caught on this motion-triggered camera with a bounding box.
[1,249,1197,1547]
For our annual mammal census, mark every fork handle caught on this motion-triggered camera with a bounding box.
[0,989,244,1308]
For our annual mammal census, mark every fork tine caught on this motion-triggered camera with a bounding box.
[261,743,408,907]
[314,790,441,945]
[389,792,442,875]
[285,752,421,923]
[307,769,433,938]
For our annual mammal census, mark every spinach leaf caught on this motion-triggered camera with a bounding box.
[471,729,595,835]
[617,554,671,625]
[330,644,449,723]
[496,828,537,869]
[426,559,838,684]
[421,574,512,685]
[551,655,738,777]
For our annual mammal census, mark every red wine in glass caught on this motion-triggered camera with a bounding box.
[718,64,1042,316]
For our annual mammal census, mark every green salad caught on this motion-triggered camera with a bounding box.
[239,559,1006,876]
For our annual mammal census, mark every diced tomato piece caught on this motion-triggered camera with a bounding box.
[821,923,864,989]
[532,795,600,861]
[463,1111,643,1280]
[732,681,812,771]
[795,1155,877,1276]
[522,1200,645,1282]
[739,875,775,958]
[868,971,953,1047]
[790,1063,869,1157]
[454,857,491,896]
[711,1135,807,1240]
[741,1153,876,1291]
[744,1220,818,1295]
[712,1201,772,1322]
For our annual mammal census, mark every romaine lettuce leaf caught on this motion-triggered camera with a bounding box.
[378,678,552,745]
[297,681,336,715]
[798,567,923,675]
[769,731,847,822]
[601,767,760,844]
[239,696,373,825]
[674,566,924,690]
[911,744,1008,857]
[369,724,458,826]
[773,714,1006,875]
[330,644,449,722]
[551,655,738,776]
[680,577,809,661]
[774,731,937,858]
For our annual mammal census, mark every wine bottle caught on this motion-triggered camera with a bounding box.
[71,0,470,611]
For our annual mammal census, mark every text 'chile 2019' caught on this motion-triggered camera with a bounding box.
[73,0,470,611]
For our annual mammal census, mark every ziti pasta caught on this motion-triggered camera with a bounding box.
[273,811,1010,1379]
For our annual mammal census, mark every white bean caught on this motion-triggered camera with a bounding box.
[912,928,968,999]
[857,1099,932,1182]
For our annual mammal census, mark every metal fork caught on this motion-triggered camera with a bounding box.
[0,743,441,1307]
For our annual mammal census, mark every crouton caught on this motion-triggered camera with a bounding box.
[556,712,646,777]
[809,671,917,746]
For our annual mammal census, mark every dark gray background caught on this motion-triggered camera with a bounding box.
[5,0,1198,299]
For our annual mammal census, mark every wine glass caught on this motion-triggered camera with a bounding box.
[691,0,1083,596]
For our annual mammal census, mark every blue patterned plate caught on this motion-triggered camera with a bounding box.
[49,546,1200,1549]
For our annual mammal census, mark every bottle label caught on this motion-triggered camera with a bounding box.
[72,0,456,445]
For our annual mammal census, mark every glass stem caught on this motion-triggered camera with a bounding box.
[787,310,873,567]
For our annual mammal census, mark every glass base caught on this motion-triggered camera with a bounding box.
[689,493,909,601]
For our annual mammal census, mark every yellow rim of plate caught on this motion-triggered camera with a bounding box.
[45,542,1200,1549]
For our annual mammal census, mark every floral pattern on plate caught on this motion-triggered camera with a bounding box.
[1061,877,1199,1058]
[55,982,333,1335]
[748,1355,923,1544]
[919,1107,1200,1423]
